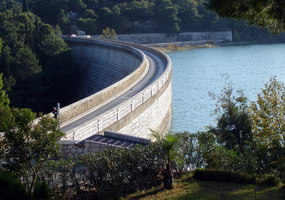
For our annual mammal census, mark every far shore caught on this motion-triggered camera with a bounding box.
[147,42,220,53]
[148,41,285,53]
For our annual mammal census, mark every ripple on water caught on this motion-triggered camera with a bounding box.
[169,43,285,133]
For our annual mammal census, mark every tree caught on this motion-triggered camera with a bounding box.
[13,46,41,80]
[68,0,86,13]
[157,0,181,35]
[0,38,2,53]
[173,0,200,31]
[0,73,9,108]
[173,131,209,172]
[248,77,285,181]
[0,171,30,200]
[121,0,154,21]
[57,9,70,34]
[0,108,64,195]
[77,18,97,34]
[209,78,252,152]
[101,27,116,39]
[205,0,285,33]
[249,77,285,149]
[22,0,29,12]
[152,132,178,189]
[40,33,69,57]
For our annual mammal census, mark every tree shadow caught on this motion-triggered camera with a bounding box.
[128,188,165,200]
[174,179,285,200]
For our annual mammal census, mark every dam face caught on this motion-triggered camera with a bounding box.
[60,38,172,155]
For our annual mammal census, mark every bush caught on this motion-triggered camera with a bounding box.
[0,170,30,200]
[260,175,280,186]
[193,169,256,184]
[33,182,51,200]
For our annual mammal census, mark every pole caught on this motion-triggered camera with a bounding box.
[57,103,60,129]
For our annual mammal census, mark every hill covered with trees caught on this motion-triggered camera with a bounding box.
[0,0,79,113]
[28,0,285,42]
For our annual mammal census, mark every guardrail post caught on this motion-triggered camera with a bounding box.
[97,119,100,133]
[131,100,133,111]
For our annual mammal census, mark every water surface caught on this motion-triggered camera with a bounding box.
[168,43,285,133]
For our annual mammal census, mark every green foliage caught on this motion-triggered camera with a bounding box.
[193,169,256,184]
[0,170,30,200]
[157,0,181,35]
[40,33,69,57]
[77,17,97,34]
[1,108,64,195]
[206,0,285,33]
[171,131,212,172]
[203,145,241,171]
[209,76,252,152]
[32,182,51,200]
[39,158,76,199]
[57,9,70,34]
[0,1,75,113]
[260,174,281,187]
[121,0,155,21]
[0,73,9,107]
[40,144,165,199]
[206,77,285,183]
[249,77,285,149]
[0,38,2,53]
[101,27,116,39]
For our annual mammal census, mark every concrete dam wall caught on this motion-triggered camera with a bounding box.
[59,39,148,123]
[60,38,172,146]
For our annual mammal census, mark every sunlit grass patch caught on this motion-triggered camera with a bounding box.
[123,172,285,200]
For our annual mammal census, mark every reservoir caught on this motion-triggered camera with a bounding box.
[168,43,285,133]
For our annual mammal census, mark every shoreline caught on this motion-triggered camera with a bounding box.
[147,41,285,53]
[150,43,217,53]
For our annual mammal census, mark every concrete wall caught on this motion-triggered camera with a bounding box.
[60,39,172,143]
[92,31,232,44]
[58,38,149,123]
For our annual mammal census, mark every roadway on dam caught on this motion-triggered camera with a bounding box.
[60,48,166,133]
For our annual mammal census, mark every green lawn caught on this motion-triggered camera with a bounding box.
[123,173,285,200]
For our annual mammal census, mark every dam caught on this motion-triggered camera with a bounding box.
[56,38,172,156]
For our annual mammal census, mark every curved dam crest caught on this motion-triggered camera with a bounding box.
[59,38,172,154]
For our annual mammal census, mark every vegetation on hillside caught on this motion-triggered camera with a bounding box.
[0,73,64,198]
[0,0,79,113]
[25,0,285,42]
[206,0,285,34]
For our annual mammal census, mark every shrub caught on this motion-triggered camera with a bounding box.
[0,170,30,200]
[193,169,256,184]
[33,182,51,200]
[260,175,280,186]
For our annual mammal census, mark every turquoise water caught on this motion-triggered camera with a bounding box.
[168,43,285,133]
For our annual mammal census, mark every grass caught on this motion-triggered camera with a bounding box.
[122,173,285,200]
